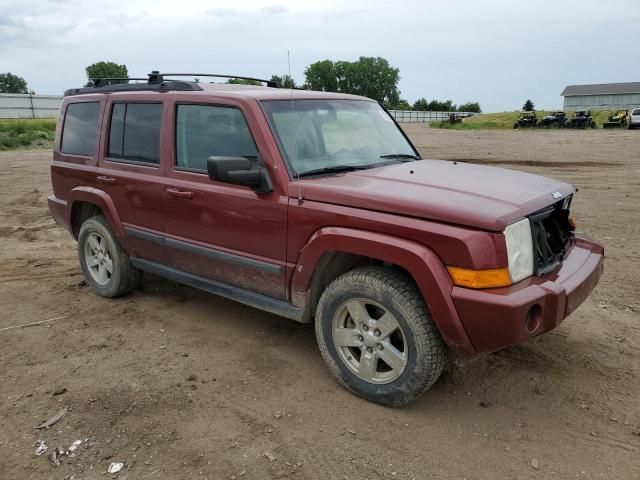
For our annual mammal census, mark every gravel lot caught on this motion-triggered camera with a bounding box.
[1,127,638,479]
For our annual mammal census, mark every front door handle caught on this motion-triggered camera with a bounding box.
[97,175,117,184]
[166,187,194,199]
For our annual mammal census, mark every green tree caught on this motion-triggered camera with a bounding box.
[458,101,482,113]
[303,57,401,106]
[227,78,262,85]
[414,99,457,111]
[392,99,412,110]
[303,59,338,92]
[85,62,128,86]
[523,99,535,111]
[270,74,297,89]
[0,73,30,94]
[413,98,430,110]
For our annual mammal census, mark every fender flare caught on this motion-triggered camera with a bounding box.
[67,187,131,250]
[291,227,476,357]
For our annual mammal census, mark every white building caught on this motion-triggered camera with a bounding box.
[561,82,640,111]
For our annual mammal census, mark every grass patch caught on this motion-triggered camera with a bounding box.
[430,110,622,130]
[0,119,57,151]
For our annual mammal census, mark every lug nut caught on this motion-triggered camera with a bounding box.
[376,344,383,351]
[374,329,381,337]
[362,325,369,332]
[357,335,364,342]
[366,347,373,354]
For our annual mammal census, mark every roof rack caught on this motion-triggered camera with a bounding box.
[89,77,149,87]
[156,73,280,88]
[64,70,280,96]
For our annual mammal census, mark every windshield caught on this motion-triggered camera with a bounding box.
[261,100,418,176]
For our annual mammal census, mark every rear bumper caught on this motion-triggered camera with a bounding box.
[48,195,70,233]
[452,236,604,354]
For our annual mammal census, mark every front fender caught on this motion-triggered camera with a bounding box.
[291,227,476,357]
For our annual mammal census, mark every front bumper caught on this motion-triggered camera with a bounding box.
[452,236,603,354]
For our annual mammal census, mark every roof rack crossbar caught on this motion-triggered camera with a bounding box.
[89,77,149,87]
[153,72,280,88]
[64,70,281,97]
[64,80,203,97]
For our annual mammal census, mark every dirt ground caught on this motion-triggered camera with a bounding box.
[1,127,639,480]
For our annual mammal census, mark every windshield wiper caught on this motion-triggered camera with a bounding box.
[297,165,370,178]
[379,153,421,161]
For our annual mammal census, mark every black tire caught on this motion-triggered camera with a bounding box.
[78,215,141,297]
[590,121,596,129]
[315,266,446,407]
[513,123,518,129]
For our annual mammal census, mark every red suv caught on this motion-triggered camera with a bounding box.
[49,73,604,406]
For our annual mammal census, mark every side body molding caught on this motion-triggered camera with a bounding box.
[290,227,476,357]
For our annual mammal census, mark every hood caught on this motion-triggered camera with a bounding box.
[292,160,574,231]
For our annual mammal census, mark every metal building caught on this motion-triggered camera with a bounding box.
[561,82,640,111]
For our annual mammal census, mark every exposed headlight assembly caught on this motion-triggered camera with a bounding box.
[504,218,534,283]
[447,217,535,289]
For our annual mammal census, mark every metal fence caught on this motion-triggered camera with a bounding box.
[388,110,475,123]
[0,93,63,119]
[0,96,476,123]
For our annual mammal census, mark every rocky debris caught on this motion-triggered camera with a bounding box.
[108,462,124,474]
[34,440,47,456]
[263,451,277,463]
[35,407,67,429]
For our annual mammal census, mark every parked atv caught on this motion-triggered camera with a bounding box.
[448,113,462,124]
[566,110,596,129]
[513,111,537,129]
[603,110,629,128]
[538,111,567,128]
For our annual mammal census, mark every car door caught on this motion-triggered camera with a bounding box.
[96,98,170,265]
[163,100,287,299]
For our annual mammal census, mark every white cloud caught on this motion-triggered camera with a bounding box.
[1,0,639,111]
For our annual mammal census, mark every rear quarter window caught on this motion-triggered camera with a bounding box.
[61,102,101,156]
[633,109,640,115]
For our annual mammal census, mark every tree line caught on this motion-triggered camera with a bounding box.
[1,59,482,113]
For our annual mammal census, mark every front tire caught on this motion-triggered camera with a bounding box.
[315,267,446,406]
[78,215,141,297]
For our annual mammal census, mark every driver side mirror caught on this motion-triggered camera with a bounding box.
[207,156,273,194]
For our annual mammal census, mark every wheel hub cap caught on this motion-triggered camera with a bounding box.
[83,232,113,286]
[331,298,408,385]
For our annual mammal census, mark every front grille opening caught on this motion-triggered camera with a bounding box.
[529,197,574,275]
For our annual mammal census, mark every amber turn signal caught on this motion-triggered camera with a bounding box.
[447,266,512,289]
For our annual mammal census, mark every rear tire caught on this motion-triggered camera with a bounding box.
[315,266,446,406]
[78,215,141,297]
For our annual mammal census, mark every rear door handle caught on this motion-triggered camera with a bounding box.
[97,175,117,184]
[166,187,194,199]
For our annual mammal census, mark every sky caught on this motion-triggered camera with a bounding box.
[1,0,639,112]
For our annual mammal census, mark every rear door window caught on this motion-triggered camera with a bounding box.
[61,102,100,156]
[175,105,257,172]
[108,103,162,165]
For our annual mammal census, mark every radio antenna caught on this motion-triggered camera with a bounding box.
[289,49,303,205]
